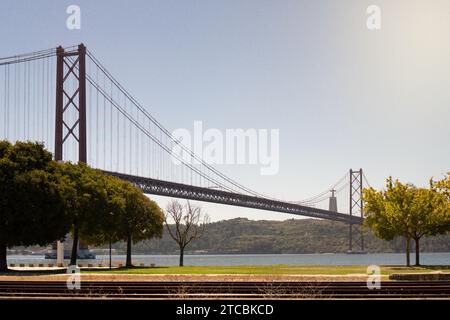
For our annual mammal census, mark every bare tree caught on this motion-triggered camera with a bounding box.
[164,200,209,266]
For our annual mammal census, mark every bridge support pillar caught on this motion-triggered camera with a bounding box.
[348,169,365,253]
[54,44,87,162]
[52,44,89,264]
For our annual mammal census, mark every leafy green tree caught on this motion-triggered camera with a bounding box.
[0,141,70,271]
[77,175,123,247]
[364,178,413,265]
[113,180,164,267]
[434,173,450,201]
[431,172,450,240]
[56,162,109,266]
[364,177,449,266]
[82,177,164,267]
[408,187,449,265]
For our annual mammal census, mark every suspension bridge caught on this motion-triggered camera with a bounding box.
[0,44,368,253]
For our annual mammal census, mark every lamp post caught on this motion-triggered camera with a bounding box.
[109,235,112,270]
[109,212,114,270]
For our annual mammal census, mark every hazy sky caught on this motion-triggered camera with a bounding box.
[1,0,449,221]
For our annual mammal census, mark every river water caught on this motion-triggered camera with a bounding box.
[7,252,450,266]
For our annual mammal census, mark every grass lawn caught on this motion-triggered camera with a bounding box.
[84,265,450,275]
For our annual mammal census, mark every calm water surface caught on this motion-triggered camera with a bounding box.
[7,252,450,266]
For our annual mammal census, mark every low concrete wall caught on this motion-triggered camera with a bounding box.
[8,262,152,268]
[390,273,450,281]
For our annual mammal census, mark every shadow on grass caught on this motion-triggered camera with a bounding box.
[384,265,450,271]
[83,265,169,272]
[0,268,68,276]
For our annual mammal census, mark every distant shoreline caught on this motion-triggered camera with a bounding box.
[5,252,450,267]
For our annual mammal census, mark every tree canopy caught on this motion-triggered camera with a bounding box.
[363,177,450,266]
[113,179,164,267]
[0,141,70,271]
[55,162,110,265]
[79,176,164,267]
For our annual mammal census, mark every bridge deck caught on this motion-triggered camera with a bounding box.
[103,171,364,225]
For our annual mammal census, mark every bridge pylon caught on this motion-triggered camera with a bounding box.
[348,168,365,253]
[54,44,87,162]
[54,44,89,263]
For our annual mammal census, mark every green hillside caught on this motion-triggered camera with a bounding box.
[112,218,450,254]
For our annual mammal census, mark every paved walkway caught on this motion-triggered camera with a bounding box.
[0,273,377,282]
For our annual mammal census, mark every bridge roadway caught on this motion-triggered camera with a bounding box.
[103,171,364,225]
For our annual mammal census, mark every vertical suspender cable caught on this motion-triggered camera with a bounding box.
[122,93,126,173]
[41,57,44,142]
[103,71,106,169]
[46,57,50,148]
[88,58,91,164]
[109,77,113,171]
[116,81,119,172]
[3,65,6,138]
[96,64,99,168]
[136,95,140,176]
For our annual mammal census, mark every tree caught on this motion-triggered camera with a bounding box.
[431,173,450,240]
[164,200,209,267]
[364,178,413,265]
[56,162,110,266]
[434,173,450,201]
[81,177,164,268]
[0,141,70,271]
[113,179,164,267]
[364,177,449,266]
[77,175,124,253]
[408,187,449,265]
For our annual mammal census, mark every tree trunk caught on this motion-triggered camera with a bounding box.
[179,247,184,267]
[0,242,7,272]
[70,224,79,266]
[405,236,411,267]
[126,233,132,268]
[415,238,420,266]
